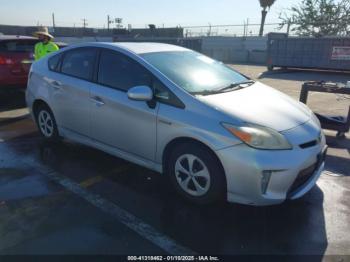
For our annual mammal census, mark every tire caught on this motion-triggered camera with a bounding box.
[267,65,274,71]
[166,143,226,205]
[35,104,60,141]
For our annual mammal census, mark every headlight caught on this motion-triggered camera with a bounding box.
[222,123,293,150]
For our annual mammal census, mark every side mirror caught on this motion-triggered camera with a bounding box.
[127,86,153,101]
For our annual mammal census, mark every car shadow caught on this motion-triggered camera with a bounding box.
[160,186,327,258]
[36,140,329,258]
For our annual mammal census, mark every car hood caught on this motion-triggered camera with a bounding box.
[196,82,311,132]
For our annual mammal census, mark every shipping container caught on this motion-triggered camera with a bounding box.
[267,33,350,71]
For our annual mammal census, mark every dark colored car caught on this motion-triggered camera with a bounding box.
[0,35,67,92]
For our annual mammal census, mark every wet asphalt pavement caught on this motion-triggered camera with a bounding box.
[0,89,350,259]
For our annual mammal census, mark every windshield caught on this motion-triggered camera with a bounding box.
[141,51,249,94]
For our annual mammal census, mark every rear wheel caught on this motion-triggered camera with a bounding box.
[167,143,226,205]
[35,105,59,141]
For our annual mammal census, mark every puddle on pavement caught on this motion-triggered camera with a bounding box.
[0,168,61,201]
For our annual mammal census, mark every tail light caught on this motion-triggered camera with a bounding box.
[0,56,14,65]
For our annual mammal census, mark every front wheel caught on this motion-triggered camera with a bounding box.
[167,143,226,205]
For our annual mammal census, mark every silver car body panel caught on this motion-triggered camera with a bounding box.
[26,42,326,205]
[89,82,159,161]
[197,82,311,132]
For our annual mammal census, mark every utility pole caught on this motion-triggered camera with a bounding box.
[82,18,88,29]
[82,18,88,36]
[243,20,246,37]
[52,13,56,30]
[107,15,112,31]
[246,18,249,37]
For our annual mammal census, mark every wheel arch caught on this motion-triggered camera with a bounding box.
[32,99,52,118]
[162,137,226,179]
[162,136,228,202]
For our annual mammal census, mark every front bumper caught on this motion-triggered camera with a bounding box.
[216,122,326,206]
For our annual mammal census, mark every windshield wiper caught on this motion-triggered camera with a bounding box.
[191,90,217,96]
[215,80,255,93]
[191,80,255,96]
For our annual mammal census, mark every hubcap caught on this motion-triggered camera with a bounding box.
[174,154,210,197]
[38,110,54,137]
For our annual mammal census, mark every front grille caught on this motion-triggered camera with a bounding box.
[288,163,318,194]
[299,132,322,149]
[288,148,327,196]
[299,140,318,149]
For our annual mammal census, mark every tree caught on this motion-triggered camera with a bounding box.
[259,0,276,36]
[279,0,350,36]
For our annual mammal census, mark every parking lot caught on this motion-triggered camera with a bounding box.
[0,65,349,258]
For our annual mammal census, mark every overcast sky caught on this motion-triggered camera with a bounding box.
[0,0,299,28]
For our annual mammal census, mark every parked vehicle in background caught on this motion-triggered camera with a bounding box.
[0,35,67,92]
[26,42,327,206]
[0,35,38,92]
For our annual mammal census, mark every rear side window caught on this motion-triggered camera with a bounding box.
[98,50,151,91]
[61,48,96,81]
[0,40,38,52]
[48,53,62,72]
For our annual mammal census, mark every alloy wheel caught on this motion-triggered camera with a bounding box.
[38,110,54,138]
[174,154,211,197]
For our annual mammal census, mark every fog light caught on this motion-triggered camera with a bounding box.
[261,171,272,194]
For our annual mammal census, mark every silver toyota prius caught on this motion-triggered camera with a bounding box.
[26,42,327,205]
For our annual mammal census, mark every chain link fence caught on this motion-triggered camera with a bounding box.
[182,23,291,37]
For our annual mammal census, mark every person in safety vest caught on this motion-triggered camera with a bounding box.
[33,27,59,61]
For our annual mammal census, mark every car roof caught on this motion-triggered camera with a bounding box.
[95,42,190,54]
[0,35,37,41]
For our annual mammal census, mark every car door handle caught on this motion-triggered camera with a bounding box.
[90,97,105,107]
[51,80,62,89]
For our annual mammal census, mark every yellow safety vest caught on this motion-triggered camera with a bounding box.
[34,41,59,61]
